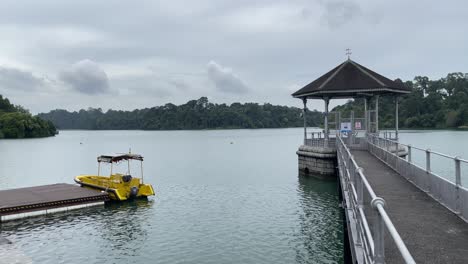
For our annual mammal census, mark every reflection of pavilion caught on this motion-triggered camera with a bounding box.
[293,58,411,178]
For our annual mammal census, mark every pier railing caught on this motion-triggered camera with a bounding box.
[367,133,468,222]
[337,134,415,264]
[304,132,336,148]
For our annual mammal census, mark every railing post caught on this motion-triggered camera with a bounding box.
[408,145,412,163]
[356,167,363,207]
[455,156,461,213]
[455,156,461,186]
[374,214,385,264]
[426,149,431,173]
[354,167,364,248]
[372,198,386,264]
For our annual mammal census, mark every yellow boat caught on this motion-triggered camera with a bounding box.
[75,153,155,201]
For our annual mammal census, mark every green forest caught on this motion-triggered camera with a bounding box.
[0,95,57,138]
[38,97,323,130]
[333,72,468,129]
[38,72,468,131]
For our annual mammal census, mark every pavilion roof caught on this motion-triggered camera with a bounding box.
[292,59,411,99]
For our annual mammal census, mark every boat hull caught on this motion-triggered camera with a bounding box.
[74,174,155,201]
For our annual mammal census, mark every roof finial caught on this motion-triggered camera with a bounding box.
[345,48,352,60]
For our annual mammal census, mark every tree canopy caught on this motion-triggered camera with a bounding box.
[0,95,57,138]
[38,97,323,130]
[37,72,468,131]
[332,72,468,129]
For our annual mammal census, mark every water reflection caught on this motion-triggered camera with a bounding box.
[295,175,344,263]
[0,199,155,262]
[98,199,153,253]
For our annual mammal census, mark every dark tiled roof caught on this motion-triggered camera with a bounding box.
[292,59,411,98]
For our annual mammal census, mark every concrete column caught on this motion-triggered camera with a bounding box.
[303,98,307,144]
[375,95,379,134]
[324,98,330,143]
[395,96,399,141]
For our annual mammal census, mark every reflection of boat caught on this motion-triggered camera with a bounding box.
[75,153,155,201]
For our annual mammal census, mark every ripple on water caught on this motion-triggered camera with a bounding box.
[1,179,343,264]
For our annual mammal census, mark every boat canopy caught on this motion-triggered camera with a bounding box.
[97,154,144,163]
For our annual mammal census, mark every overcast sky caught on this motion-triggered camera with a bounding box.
[0,0,466,113]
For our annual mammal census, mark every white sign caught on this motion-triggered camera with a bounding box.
[340,122,352,132]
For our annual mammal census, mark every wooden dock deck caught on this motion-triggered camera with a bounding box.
[0,183,109,221]
[352,150,468,263]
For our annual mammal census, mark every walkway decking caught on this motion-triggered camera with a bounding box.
[0,183,109,221]
[352,150,468,263]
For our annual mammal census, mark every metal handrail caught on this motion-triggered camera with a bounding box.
[366,133,467,187]
[367,133,468,163]
[304,132,337,148]
[337,135,415,264]
[308,131,337,139]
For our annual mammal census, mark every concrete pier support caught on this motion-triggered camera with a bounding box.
[297,145,337,179]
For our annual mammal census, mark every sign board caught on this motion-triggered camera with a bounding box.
[340,122,352,132]
[355,121,362,130]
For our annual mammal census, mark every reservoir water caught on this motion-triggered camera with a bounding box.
[0,128,343,264]
[1,128,468,264]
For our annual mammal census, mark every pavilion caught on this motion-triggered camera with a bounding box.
[292,58,411,145]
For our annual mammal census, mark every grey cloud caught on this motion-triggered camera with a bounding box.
[318,0,362,28]
[207,61,248,94]
[0,0,466,113]
[169,79,189,91]
[59,59,110,94]
[0,66,45,91]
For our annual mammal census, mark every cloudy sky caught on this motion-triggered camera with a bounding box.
[0,0,466,113]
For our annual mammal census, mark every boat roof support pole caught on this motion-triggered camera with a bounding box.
[98,161,101,176]
[141,160,144,184]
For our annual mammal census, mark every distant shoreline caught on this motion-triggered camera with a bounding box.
[51,127,468,132]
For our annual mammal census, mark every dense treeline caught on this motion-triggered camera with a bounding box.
[38,72,468,131]
[0,95,57,138]
[38,97,323,130]
[333,73,468,129]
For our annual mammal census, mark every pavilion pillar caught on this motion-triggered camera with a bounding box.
[324,98,330,147]
[364,98,368,132]
[375,95,379,134]
[303,98,307,144]
[395,96,399,141]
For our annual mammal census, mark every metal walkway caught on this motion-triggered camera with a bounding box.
[352,150,468,263]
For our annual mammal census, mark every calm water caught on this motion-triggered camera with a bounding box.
[0,128,344,264]
[2,129,467,264]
